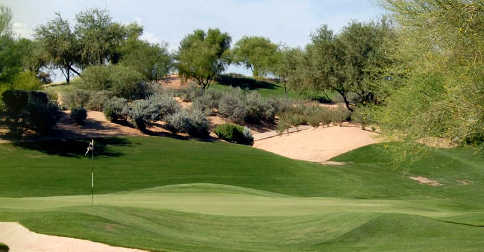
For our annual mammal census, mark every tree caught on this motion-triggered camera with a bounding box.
[35,13,80,83]
[272,46,305,94]
[176,29,231,89]
[120,40,172,81]
[74,9,127,67]
[300,20,395,111]
[0,5,12,37]
[376,0,483,146]
[231,36,279,78]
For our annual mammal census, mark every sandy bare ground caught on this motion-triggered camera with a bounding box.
[56,111,145,138]
[0,222,146,252]
[409,176,442,186]
[253,125,380,163]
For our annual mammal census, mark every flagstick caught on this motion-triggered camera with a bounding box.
[91,141,94,206]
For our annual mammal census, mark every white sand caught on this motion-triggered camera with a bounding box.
[0,222,146,252]
[253,126,380,163]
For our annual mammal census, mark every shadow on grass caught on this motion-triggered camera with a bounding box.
[12,137,131,158]
[215,74,279,90]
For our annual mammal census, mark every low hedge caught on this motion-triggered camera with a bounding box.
[214,123,254,145]
[71,107,87,125]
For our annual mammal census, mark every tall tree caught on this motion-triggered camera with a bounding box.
[272,46,305,94]
[231,36,279,78]
[176,28,231,89]
[120,40,172,81]
[300,20,396,111]
[75,8,127,67]
[377,0,483,146]
[35,13,80,83]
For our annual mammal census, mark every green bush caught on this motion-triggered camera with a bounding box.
[245,92,276,123]
[164,109,209,137]
[1,90,59,136]
[126,100,149,130]
[79,65,148,100]
[218,89,248,123]
[145,94,180,121]
[0,242,9,252]
[103,97,128,122]
[71,107,87,125]
[214,123,253,145]
[11,71,42,91]
[60,89,91,109]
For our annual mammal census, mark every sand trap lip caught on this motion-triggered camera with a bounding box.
[253,125,380,163]
[0,222,146,252]
[409,176,442,186]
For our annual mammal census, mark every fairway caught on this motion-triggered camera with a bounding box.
[1,136,484,251]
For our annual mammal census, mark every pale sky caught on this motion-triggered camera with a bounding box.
[1,0,386,77]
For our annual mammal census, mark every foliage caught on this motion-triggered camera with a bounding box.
[214,123,254,145]
[78,65,146,100]
[192,88,223,114]
[176,28,231,89]
[218,89,248,123]
[74,9,127,66]
[103,97,127,122]
[175,83,204,102]
[231,36,279,78]
[281,19,396,111]
[0,242,8,252]
[11,71,42,91]
[164,108,210,137]
[120,40,172,81]
[70,107,87,125]
[377,0,484,147]
[278,104,351,132]
[35,13,80,83]
[126,100,149,130]
[1,90,59,136]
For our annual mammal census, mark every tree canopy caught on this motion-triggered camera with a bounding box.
[231,36,279,79]
[376,0,484,146]
[176,28,231,89]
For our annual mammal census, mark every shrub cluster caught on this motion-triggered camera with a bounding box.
[71,107,87,125]
[60,88,111,111]
[1,90,60,136]
[164,108,209,137]
[78,65,150,100]
[214,123,253,145]
[0,242,8,252]
[278,104,350,132]
[103,97,128,122]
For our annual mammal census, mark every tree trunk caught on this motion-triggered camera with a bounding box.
[66,68,70,84]
[336,89,353,112]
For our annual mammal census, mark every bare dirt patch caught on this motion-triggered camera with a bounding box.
[253,125,380,163]
[0,222,146,252]
[456,179,472,185]
[409,176,442,186]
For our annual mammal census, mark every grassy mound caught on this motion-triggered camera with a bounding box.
[0,136,483,251]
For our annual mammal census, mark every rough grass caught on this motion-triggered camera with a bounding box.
[0,137,483,251]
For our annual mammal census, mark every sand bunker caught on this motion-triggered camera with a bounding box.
[409,176,442,186]
[253,125,379,163]
[0,222,146,252]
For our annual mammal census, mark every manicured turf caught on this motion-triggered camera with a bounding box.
[0,136,483,251]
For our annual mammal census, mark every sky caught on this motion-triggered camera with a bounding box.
[1,0,386,77]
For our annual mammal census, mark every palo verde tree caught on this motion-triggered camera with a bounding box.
[376,0,484,147]
[120,40,172,81]
[35,13,80,83]
[176,28,231,90]
[231,36,279,79]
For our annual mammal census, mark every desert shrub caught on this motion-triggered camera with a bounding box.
[61,89,91,109]
[85,90,111,111]
[126,100,149,130]
[214,123,254,145]
[192,89,223,114]
[103,97,128,122]
[0,242,8,252]
[145,94,180,121]
[79,65,148,100]
[175,84,204,102]
[218,91,248,123]
[245,92,276,123]
[164,108,209,137]
[71,107,87,125]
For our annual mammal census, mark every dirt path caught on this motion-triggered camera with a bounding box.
[253,125,380,163]
[0,222,146,252]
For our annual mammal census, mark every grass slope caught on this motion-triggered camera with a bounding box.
[0,136,483,251]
